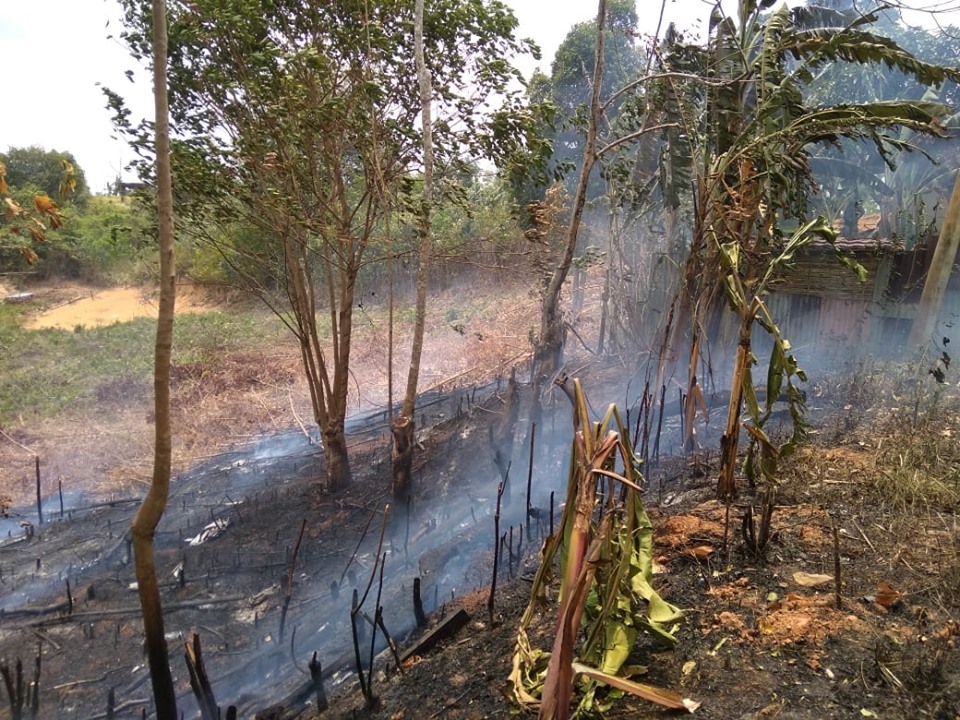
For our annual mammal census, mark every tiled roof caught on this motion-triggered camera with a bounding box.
[809,236,904,252]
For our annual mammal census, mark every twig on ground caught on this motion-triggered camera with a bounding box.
[288,390,312,443]
[851,516,876,552]
[0,429,36,456]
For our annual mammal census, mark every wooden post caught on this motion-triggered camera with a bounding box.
[308,652,328,713]
[413,578,427,627]
[833,524,842,611]
[35,457,42,526]
[909,169,960,348]
[487,480,505,625]
[525,423,536,538]
[279,518,307,643]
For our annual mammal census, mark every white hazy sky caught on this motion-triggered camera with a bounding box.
[0,0,955,192]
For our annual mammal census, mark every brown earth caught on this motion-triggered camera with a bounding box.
[0,278,958,720]
[22,284,216,330]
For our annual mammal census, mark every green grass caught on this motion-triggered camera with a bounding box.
[0,302,288,423]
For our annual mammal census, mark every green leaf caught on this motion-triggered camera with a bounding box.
[836,253,869,283]
[600,621,638,675]
[720,240,740,272]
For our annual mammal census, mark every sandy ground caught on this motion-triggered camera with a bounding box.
[23,284,215,330]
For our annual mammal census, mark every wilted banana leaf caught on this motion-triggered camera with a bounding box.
[572,662,700,713]
[510,380,688,719]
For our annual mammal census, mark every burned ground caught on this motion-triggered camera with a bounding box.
[0,283,959,720]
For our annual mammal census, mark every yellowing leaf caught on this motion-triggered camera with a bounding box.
[572,662,700,712]
[34,194,58,214]
[59,158,77,200]
[4,197,22,217]
[600,621,637,675]
[19,246,39,265]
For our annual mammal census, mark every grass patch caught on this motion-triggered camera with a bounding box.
[870,419,960,512]
[0,301,288,423]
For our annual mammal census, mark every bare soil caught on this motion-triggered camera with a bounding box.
[22,285,216,330]
[0,279,958,720]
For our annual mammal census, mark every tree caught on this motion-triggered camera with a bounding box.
[533,0,608,391]
[648,0,959,499]
[111,0,543,492]
[539,0,645,199]
[129,0,178,715]
[0,146,89,206]
[1,151,77,270]
[391,0,435,499]
[909,169,960,348]
[797,4,960,243]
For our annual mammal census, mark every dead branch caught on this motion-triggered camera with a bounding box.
[24,594,246,626]
[184,633,218,720]
[279,518,307,642]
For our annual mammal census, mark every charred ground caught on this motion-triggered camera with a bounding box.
[0,282,958,720]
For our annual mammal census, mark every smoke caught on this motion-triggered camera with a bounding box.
[0,379,579,717]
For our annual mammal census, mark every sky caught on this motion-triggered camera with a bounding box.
[0,0,957,193]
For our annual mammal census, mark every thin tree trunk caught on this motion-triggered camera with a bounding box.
[130,1,177,716]
[717,311,752,500]
[283,231,352,492]
[533,0,607,386]
[324,419,351,493]
[392,0,434,499]
[909,169,960,348]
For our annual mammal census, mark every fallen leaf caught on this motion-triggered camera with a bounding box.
[875,581,902,607]
[681,660,696,676]
[683,545,714,560]
[402,655,422,669]
[793,571,833,588]
[572,661,699,712]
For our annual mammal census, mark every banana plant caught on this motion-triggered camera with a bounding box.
[714,216,842,511]
[649,0,958,500]
[508,378,695,719]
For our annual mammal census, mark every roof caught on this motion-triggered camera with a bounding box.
[809,236,904,253]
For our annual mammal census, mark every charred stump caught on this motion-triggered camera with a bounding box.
[391,415,415,500]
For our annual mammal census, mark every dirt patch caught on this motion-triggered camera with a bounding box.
[23,284,215,330]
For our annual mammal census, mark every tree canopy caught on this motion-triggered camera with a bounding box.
[0,146,89,205]
[108,0,549,491]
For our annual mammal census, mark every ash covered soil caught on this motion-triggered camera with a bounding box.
[1,282,959,720]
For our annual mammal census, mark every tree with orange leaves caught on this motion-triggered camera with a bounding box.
[0,156,75,267]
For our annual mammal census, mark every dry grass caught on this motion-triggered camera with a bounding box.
[0,274,544,510]
[803,358,960,513]
[871,425,960,512]
[785,359,960,614]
